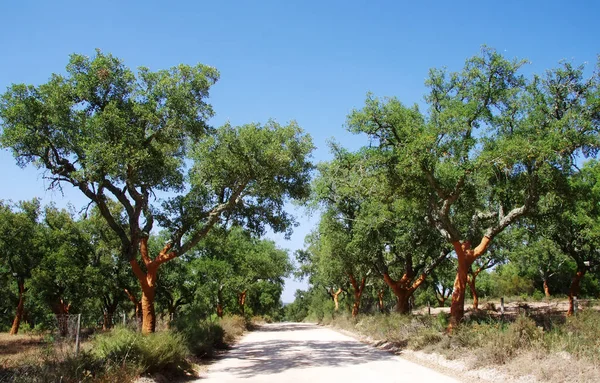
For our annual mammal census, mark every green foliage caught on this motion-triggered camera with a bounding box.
[92,327,189,373]
[172,316,225,357]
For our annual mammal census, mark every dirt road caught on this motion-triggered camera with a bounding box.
[199,322,461,382]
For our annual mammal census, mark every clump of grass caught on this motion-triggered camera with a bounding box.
[544,310,600,363]
[218,315,247,344]
[92,327,189,373]
[1,343,140,383]
[172,316,226,357]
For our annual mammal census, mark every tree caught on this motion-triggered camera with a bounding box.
[347,48,600,327]
[30,206,95,335]
[0,51,314,332]
[0,199,43,335]
[508,226,569,299]
[194,226,291,316]
[310,149,379,317]
[546,161,600,314]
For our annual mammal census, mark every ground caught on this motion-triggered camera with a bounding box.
[198,322,462,382]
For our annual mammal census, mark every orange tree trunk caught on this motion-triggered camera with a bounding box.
[130,237,178,334]
[348,274,366,318]
[141,283,156,333]
[543,279,551,298]
[53,300,71,337]
[10,280,25,335]
[382,272,421,315]
[238,290,247,315]
[449,237,490,329]
[124,288,143,326]
[467,274,479,310]
[330,288,342,311]
[378,289,385,313]
[567,270,585,316]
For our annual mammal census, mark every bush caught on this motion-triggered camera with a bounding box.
[545,310,600,362]
[92,327,189,373]
[219,315,247,344]
[173,319,225,357]
[1,347,140,383]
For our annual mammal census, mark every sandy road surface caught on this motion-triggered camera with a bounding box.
[198,322,461,382]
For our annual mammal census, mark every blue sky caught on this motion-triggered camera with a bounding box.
[1,0,599,302]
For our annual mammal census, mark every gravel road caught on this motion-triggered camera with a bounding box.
[198,322,461,382]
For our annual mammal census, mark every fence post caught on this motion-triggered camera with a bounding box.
[122,312,126,326]
[74,314,81,356]
[500,297,505,320]
[427,300,431,315]
[573,296,578,315]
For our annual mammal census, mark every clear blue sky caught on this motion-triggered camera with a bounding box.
[1,0,599,302]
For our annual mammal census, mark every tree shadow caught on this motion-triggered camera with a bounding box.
[206,324,397,379]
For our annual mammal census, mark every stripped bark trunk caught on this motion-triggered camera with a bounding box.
[329,288,343,311]
[567,269,585,316]
[124,288,143,325]
[140,275,157,333]
[467,275,478,309]
[543,278,551,298]
[449,237,491,329]
[348,274,365,318]
[53,299,71,337]
[382,269,428,315]
[435,285,451,307]
[10,280,25,335]
[130,236,177,334]
[238,290,247,315]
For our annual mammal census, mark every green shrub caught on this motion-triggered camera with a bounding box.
[92,327,188,373]
[174,319,225,357]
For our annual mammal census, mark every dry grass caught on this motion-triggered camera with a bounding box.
[329,307,600,383]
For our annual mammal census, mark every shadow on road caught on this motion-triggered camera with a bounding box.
[254,323,318,332]
[218,327,396,378]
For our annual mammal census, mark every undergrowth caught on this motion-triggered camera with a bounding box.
[328,309,600,369]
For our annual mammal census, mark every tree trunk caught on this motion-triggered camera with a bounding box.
[103,312,111,330]
[53,299,71,337]
[395,290,411,314]
[216,287,224,318]
[330,288,342,311]
[141,285,156,333]
[238,290,247,315]
[543,278,551,298]
[382,273,414,315]
[124,288,143,326]
[467,274,478,310]
[102,297,118,330]
[348,274,365,318]
[10,280,25,335]
[567,269,585,316]
[449,237,490,330]
[436,296,446,307]
[378,289,385,313]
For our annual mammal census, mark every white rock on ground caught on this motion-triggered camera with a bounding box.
[197,322,462,383]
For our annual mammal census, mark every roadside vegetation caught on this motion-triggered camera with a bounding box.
[1,45,600,382]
